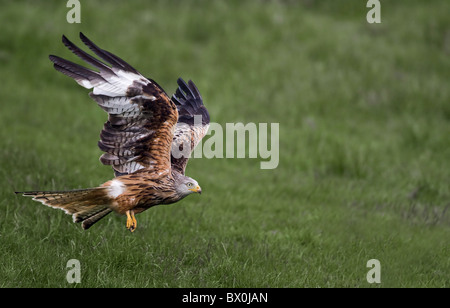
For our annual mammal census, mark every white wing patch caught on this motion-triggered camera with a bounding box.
[107,179,126,198]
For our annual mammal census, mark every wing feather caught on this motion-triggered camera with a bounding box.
[171,78,210,174]
[50,33,178,176]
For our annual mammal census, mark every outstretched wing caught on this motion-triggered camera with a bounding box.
[49,33,178,177]
[171,78,210,174]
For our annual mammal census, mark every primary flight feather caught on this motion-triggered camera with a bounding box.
[16,33,210,232]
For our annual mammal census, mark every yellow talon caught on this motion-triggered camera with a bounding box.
[132,212,137,229]
[126,210,137,232]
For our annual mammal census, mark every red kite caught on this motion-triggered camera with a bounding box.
[16,33,210,232]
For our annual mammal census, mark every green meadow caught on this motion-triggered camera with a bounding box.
[0,0,449,287]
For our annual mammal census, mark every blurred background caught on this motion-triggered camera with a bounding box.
[0,0,449,287]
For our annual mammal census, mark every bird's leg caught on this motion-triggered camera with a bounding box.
[126,210,132,230]
[126,210,137,232]
[131,211,137,230]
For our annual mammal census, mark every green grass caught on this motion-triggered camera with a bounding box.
[0,0,449,287]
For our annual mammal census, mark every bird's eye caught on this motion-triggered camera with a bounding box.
[187,183,193,188]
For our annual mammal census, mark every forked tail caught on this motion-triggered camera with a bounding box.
[15,188,112,230]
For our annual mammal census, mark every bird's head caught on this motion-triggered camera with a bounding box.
[175,175,202,197]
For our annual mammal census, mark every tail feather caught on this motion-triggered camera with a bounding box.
[15,188,112,230]
[81,207,112,230]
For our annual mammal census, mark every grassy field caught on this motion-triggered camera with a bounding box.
[0,0,449,288]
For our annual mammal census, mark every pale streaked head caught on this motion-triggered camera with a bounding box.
[175,176,201,197]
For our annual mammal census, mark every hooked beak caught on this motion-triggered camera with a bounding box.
[189,185,202,194]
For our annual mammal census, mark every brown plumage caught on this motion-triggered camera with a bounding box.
[15,33,210,232]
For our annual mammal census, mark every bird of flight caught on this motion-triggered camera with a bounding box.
[16,33,210,232]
